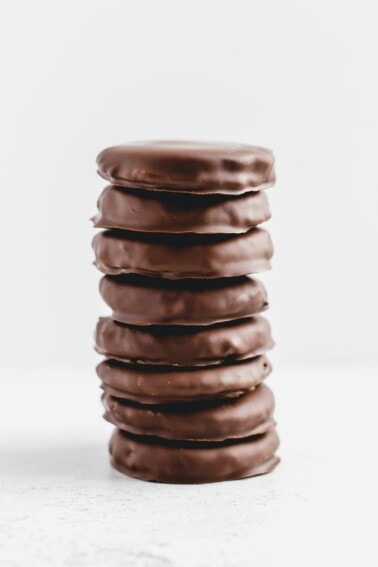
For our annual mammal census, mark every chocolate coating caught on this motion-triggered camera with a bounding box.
[97,356,272,404]
[93,228,273,279]
[97,141,275,195]
[103,383,275,441]
[100,275,268,326]
[109,428,280,483]
[95,316,274,366]
[93,185,271,234]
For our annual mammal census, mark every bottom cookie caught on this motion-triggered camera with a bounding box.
[109,428,280,484]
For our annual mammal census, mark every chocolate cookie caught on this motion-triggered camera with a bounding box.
[109,428,280,483]
[93,228,273,279]
[97,356,272,404]
[99,275,268,326]
[103,383,275,441]
[93,185,271,234]
[95,316,274,366]
[97,141,275,195]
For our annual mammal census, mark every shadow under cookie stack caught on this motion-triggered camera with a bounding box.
[93,141,279,483]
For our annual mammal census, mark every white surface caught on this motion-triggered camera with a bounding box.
[0,0,378,368]
[1,365,376,567]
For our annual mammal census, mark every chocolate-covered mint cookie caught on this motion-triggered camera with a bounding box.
[97,141,275,195]
[93,185,270,234]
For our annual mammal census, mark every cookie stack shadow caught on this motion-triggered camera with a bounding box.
[92,141,280,483]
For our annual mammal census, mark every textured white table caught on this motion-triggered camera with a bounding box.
[1,365,376,566]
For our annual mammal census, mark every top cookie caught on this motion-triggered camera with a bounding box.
[97,141,275,195]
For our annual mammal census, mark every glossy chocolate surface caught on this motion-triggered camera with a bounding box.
[93,185,271,234]
[97,356,272,404]
[93,228,273,279]
[99,275,268,326]
[94,140,279,483]
[95,316,274,366]
[109,428,280,483]
[97,141,275,195]
[103,383,275,441]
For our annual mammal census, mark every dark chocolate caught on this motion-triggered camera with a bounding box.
[95,316,274,366]
[97,356,272,404]
[99,275,268,325]
[109,428,280,483]
[103,383,275,441]
[94,139,279,484]
[97,141,275,195]
[93,185,271,234]
[93,228,273,279]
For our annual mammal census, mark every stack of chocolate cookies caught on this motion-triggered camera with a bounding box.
[93,141,279,483]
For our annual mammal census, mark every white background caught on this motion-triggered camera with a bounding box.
[0,1,377,566]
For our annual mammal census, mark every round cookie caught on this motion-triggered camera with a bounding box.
[99,275,268,326]
[103,383,275,441]
[109,428,280,483]
[97,355,272,404]
[93,228,273,279]
[95,316,274,367]
[97,141,275,195]
[93,185,271,234]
